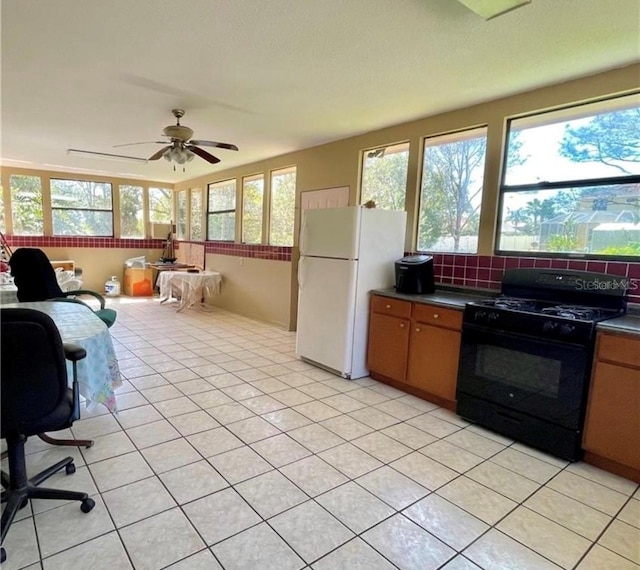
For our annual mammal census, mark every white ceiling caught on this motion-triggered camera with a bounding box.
[2,0,639,184]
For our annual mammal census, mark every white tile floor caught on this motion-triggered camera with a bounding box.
[3,296,640,570]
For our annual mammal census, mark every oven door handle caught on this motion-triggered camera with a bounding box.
[462,323,590,350]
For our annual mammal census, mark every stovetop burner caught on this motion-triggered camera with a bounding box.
[540,305,604,320]
[477,297,537,311]
[473,296,617,322]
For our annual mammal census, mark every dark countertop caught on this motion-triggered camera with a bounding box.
[372,288,640,336]
[597,314,640,337]
[371,287,492,309]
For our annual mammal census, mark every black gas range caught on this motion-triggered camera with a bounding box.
[456,269,627,461]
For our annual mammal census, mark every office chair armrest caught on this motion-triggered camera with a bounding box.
[61,290,107,310]
[63,343,86,423]
[63,343,87,362]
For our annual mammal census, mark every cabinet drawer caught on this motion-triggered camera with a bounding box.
[371,295,412,319]
[413,303,462,330]
[597,333,640,369]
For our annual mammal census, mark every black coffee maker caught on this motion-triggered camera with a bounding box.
[395,255,435,294]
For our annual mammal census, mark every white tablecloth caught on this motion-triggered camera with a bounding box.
[3,301,122,411]
[158,271,222,312]
[0,283,18,304]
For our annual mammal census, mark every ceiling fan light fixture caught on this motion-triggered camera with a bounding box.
[457,0,531,19]
[162,145,195,165]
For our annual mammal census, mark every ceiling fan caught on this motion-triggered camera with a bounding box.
[114,108,239,166]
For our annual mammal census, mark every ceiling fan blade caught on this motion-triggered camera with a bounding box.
[113,141,166,148]
[190,140,239,151]
[67,149,148,163]
[148,146,171,161]
[188,146,221,164]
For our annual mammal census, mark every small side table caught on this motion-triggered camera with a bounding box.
[147,262,198,290]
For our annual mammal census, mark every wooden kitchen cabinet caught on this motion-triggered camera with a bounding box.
[407,305,462,407]
[583,331,640,482]
[367,297,411,382]
[367,294,462,409]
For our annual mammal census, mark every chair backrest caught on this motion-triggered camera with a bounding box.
[1,308,69,438]
[9,248,64,302]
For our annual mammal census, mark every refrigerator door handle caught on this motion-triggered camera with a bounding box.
[298,255,306,289]
[299,215,307,257]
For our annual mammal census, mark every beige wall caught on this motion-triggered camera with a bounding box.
[4,64,638,326]
[26,247,161,292]
[175,64,640,328]
[205,254,291,328]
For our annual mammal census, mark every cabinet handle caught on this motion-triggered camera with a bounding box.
[415,327,421,332]
[433,314,439,319]
[386,304,391,309]
[399,323,405,328]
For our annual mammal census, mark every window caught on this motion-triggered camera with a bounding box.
[498,94,640,258]
[51,179,113,236]
[242,174,264,244]
[190,189,203,241]
[207,179,236,241]
[417,127,487,253]
[10,175,43,235]
[269,167,296,246]
[119,185,144,238]
[360,141,409,210]
[149,187,173,223]
[177,190,188,239]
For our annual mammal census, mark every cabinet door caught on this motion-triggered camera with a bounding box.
[583,361,640,470]
[406,323,461,401]
[367,312,410,382]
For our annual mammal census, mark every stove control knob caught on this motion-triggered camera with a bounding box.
[474,311,487,322]
[559,324,575,336]
[542,321,557,333]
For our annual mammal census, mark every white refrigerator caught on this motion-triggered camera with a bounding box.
[296,206,407,379]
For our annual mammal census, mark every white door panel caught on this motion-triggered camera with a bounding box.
[300,187,349,210]
[296,257,357,376]
[300,207,360,259]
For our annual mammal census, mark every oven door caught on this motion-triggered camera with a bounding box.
[456,323,591,430]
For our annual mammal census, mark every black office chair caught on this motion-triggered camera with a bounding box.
[9,248,117,328]
[0,308,95,563]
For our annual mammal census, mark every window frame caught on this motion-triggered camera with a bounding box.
[50,177,114,237]
[241,173,264,245]
[495,93,640,260]
[148,187,174,225]
[119,184,145,239]
[359,140,410,211]
[268,166,296,247]
[176,189,188,240]
[9,174,44,236]
[207,178,237,242]
[416,126,488,254]
[189,188,204,241]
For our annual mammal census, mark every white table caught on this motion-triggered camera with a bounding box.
[0,283,18,304]
[3,301,122,411]
[158,271,222,312]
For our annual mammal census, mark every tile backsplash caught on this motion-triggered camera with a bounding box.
[427,253,640,304]
[4,236,292,262]
[5,235,166,250]
[4,235,637,303]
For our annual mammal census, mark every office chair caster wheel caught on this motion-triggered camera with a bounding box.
[80,498,95,513]
[1,547,6,563]
[65,463,76,475]
[19,497,29,510]
[85,441,94,449]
